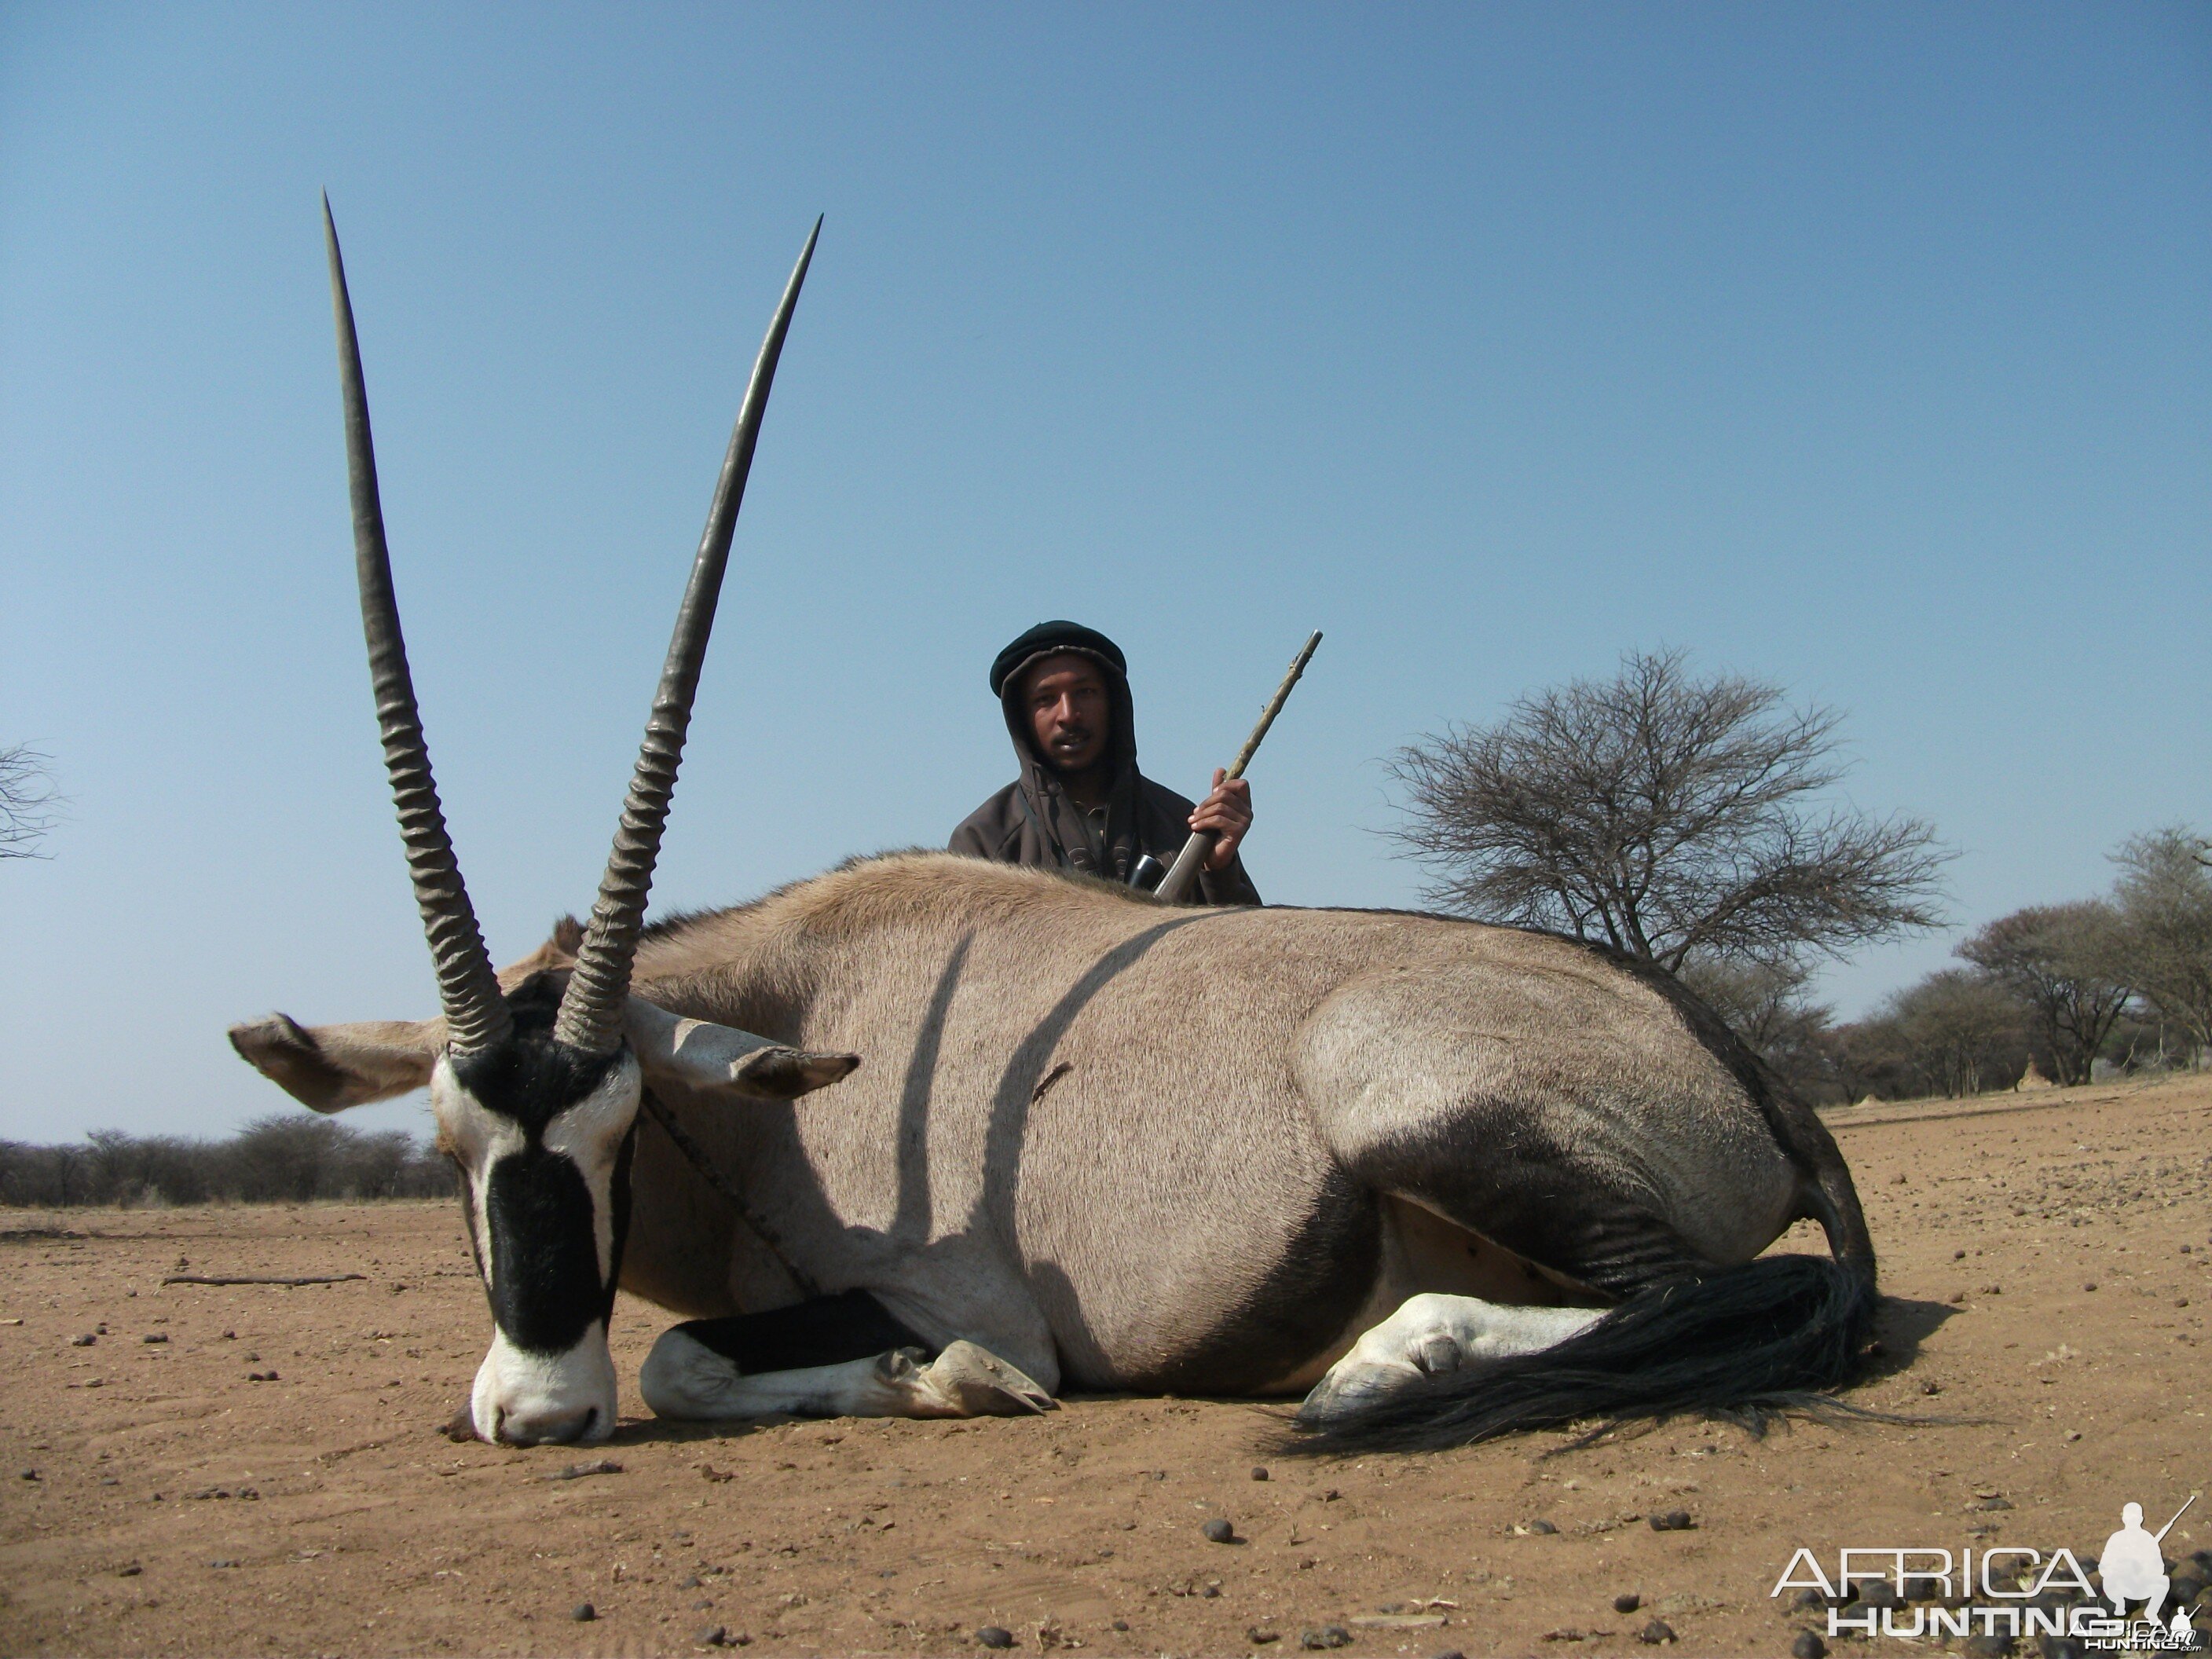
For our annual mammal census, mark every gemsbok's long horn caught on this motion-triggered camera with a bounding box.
[552,218,822,1056]
[324,196,512,1056]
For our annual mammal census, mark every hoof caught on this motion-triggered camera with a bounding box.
[921,1340,1057,1416]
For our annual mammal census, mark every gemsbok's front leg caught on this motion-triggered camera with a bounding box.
[639,1332,1055,1422]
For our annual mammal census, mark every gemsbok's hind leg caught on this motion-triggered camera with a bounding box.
[639,1333,1054,1421]
[1295,1293,1604,1425]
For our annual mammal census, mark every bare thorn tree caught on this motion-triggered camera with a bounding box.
[1387,649,1950,972]
[2111,826,2212,1060]
[0,745,60,861]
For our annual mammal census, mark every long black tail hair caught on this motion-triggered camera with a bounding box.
[1298,965,1884,1455]
[1295,1251,1881,1453]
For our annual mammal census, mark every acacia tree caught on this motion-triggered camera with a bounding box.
[1388,649,1950,972]
[1957,903,2133,1086]
[1883,969,2027,1099]
[2110,826,2212,1060]
[1,745,59,860]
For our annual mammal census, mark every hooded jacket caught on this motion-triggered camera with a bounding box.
[948,623,1262,906]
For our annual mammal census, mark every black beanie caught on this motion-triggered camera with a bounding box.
[987,621,1128,698]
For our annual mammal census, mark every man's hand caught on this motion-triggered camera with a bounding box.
[1189,769,1254,871]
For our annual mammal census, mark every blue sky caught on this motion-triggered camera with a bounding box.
[4,5,2207,1144]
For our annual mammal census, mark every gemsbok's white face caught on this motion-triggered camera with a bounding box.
[232,976,855,1444]
[229,203,851,1445]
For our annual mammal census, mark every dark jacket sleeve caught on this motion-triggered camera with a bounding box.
[950,784,1031,863]
[948,816,992,859]
[1197,859,1262,907]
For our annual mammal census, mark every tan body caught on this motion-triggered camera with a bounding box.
[602,852,1811,1398]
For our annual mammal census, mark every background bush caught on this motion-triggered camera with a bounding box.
[0,1115,456,1207]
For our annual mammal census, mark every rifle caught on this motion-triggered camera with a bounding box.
[2152,1493,2197,1544]
[1152,632,1322,904]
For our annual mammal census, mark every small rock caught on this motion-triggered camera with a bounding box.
[1251,1466,1270,1481]
[2082,1283,2097,1292]
[1431,1652,1466,1659]
[1613,1593,1641,1614]
[1790,1634,1826,1659]
[1110,1620,1129,1632]
[143,1332,167,1344]
[696,1627,727,1648]
[222,1330,236,1339]
[679,1574,703,1589]
[19,1469,38,1481]
[1248,1628,1281,1645]
[1649,1511,1694,1532]
[1203,1518,1237,1544]
[209,1558,240,1569]
[1528,1518,1558,1534]
[1637,1620,1676,1645]
[70,1334,95,1347]
[1201,1584,1221,1598]
[976,1627,1014,1650]
[1921,1380,1942,1395]
[570,1602,595,1622]
[1790,1588,1824,1610]
[1958,1634,2012,1657]
[1968,1495,2013,1512]
[1298,1627,1352,1650]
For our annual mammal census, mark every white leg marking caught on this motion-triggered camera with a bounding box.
[639,1332,1056,1423]
[1295,1292,1605,1425]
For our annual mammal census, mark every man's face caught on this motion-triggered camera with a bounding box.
[1022,653,1111,776]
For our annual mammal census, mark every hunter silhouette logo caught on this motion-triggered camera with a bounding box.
[2099,1496,2196,1633]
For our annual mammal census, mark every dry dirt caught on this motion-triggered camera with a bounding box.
[3,1074,2209,1659]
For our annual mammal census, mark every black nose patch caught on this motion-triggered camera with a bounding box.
[485,1146,606,1355]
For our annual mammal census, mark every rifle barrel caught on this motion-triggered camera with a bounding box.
[1153,632,1322,904]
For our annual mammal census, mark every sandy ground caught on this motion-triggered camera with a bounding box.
[3,1074,2209,1659]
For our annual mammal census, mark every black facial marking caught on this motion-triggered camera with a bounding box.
[449,975,621,1132]
[671,1291,930,1374]
[450,975,634,1356]
[485,1145,606,1354]
[602,1119,636,1326]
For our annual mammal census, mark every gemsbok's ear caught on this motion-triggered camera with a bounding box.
[229,1014,442,1111]
[622,998,860,1102]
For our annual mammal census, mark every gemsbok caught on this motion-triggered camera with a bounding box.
[232,210,1881,1450]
